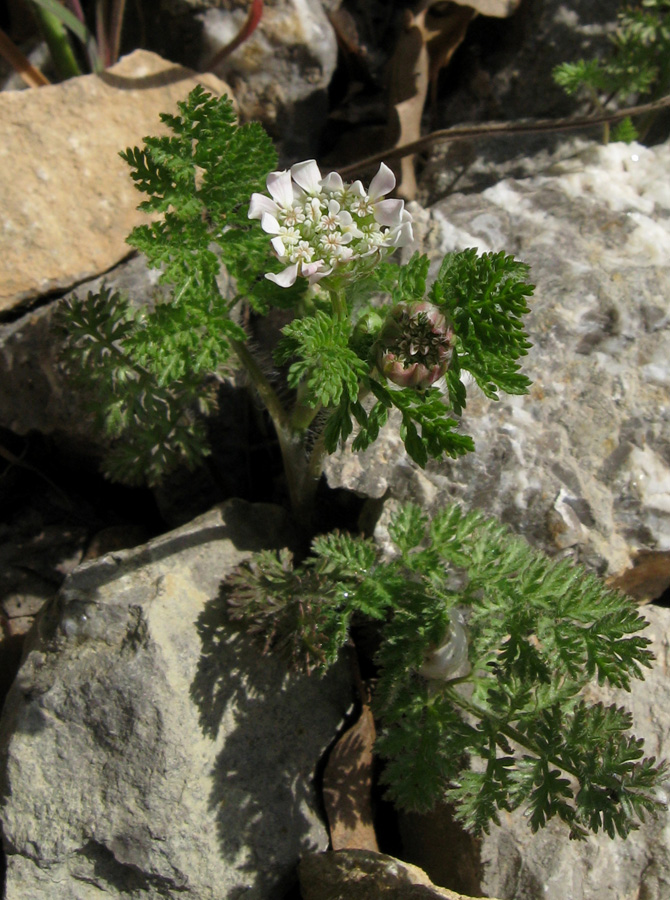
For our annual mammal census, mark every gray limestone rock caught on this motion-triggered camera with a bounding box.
[0,255,158,443]
[327,137,670,577]
[0,499,352,899]
[422,0,623,198]
[198,0,337,159]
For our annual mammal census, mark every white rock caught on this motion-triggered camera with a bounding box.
[327,137,670,576]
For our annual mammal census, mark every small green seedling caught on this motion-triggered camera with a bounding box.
[554,0,670,142]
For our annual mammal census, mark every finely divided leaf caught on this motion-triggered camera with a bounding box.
[276,311,368,409]
[431,249,533,403]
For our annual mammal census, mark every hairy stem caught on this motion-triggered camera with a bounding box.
[231,339,290,432]
[232,339,317,529]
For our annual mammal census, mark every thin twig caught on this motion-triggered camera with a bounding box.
[108,0,127,65]
[336,94,670,178]
[0,27,50,87]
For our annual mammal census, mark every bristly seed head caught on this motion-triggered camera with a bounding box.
[377,301,454,390]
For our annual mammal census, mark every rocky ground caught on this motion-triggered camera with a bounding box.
[1,1,670,898]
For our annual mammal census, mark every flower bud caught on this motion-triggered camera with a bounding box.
[377,301,453,389]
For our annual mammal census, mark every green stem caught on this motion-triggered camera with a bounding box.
[589,87,610,144]
[443,686,582,782]
[231,339,290,432]
[232,339,317,530]
[330,287,347,320]
[290,382,321,432]
[33,3,82,78]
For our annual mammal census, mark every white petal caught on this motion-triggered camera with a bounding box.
[260,212,281,235]
[326,198,342,215]
[348,180,365,197]
[374,198,404,226]
[342,220,364,239]
[266,263,299,287]
[385,221,414,248]
[368,162,396,200]
[322,172,344,192]
[291,159,323,194]
[249,193,279,220]
[338,210,353,226]
[266,170,294,207]
[301,261,323,278]
[270,236,286,257]
[307,264,333,284]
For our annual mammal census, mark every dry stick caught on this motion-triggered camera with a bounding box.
[0,27,50,87]
[336,94,670,179]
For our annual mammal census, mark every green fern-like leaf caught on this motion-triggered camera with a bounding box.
[276,311,368,409]
[223,500,665,835]
[430,249,533,412]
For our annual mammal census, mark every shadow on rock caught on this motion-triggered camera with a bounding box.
[192,581,352,898]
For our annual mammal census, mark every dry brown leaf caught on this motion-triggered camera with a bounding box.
[327,6,365,59]
[451,0,521,16]
[608,550,670,605]
[323,703,379,852]
[385,0,521,199]
[386,13,431,201]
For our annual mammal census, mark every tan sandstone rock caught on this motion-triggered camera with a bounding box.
[299,849,504,900]
[0,50,231,312]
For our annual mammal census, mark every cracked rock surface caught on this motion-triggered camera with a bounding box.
[0,499,351,900]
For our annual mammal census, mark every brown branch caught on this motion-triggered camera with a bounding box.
[335,94,670,179]
[0,27,50,88]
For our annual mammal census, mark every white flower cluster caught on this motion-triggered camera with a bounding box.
[248,160,413,287]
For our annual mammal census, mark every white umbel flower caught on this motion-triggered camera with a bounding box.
[249,160,413,287]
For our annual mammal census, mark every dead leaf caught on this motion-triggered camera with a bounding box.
[451,0,521,16]
[608,550,670,605]
[327,6,365,60]
[385,0,521,199]
[323,703,379,852]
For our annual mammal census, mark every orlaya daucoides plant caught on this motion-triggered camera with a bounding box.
[227,503,666,840]
[57,86,666,837]
[59,85,531,525]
